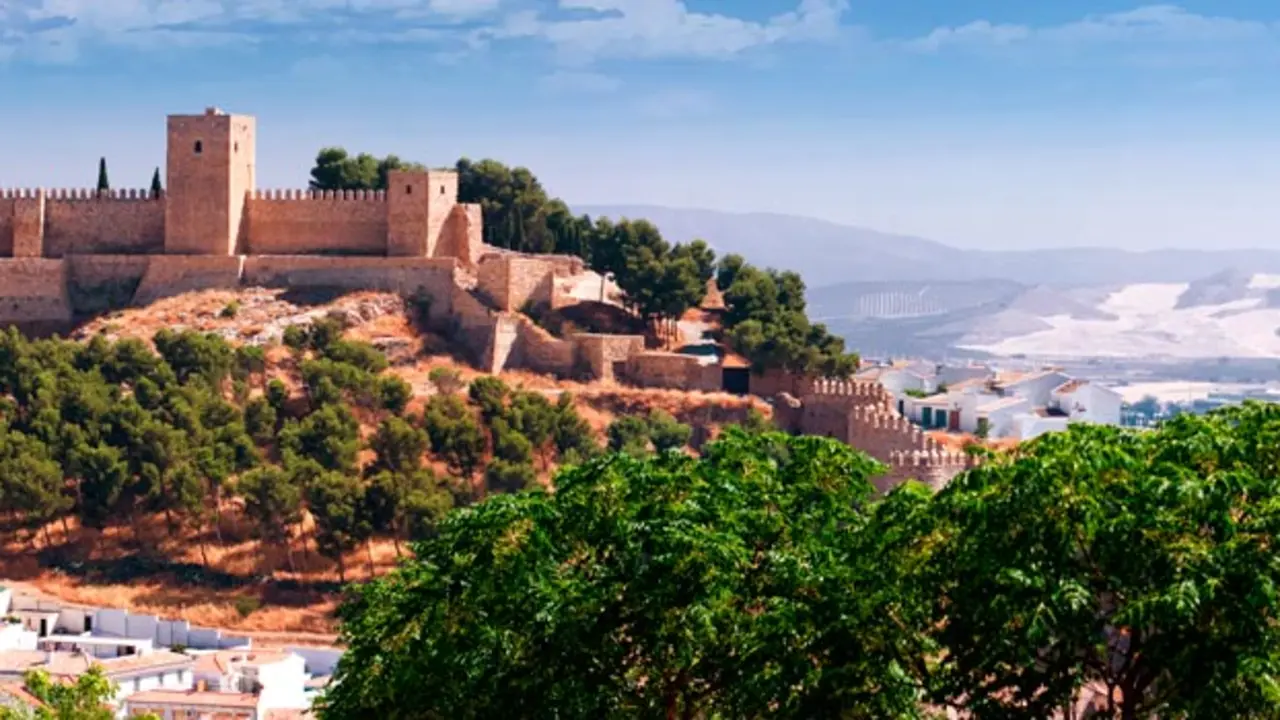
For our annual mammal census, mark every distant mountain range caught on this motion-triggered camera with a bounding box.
[577,205,1280,288]
[577,205,1280,359]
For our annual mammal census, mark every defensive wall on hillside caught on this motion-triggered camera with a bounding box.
[772,378,977,491]
[0,105,974,493]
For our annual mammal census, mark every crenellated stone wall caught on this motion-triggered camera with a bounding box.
[777,378,976,493]
[245,190,388,255]
[41,190,165,257]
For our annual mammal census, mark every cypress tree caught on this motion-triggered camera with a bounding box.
[97,157,110,195]
[150,167,163,198]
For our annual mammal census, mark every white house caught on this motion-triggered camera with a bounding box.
[994,370,1073,406]
[970,396,1033,438]
[191,651,310,713]
[0,622,38,653]
[1050,380,1123,426]
[124,689,265,719]
[39,634,154,660]
[937,362,992,387]
[1011,410,1071,440]
[0,649,193,716]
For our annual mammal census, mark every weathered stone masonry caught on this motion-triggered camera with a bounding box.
[0,105,975,494]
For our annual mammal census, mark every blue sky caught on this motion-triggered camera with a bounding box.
[3,1,1280,251]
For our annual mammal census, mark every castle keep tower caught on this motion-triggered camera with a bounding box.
[165,107,256,255]
[386,169,459,257]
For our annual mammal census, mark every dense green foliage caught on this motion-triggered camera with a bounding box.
[306,150,854,375]
[95,157,109,193]
[0,321,600,581]
[321,402,1280,719]
[319,429,920,719]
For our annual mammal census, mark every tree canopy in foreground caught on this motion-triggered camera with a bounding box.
[320,402,1280,719]
[318,429,928,719]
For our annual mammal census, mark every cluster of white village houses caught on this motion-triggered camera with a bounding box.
[858,361,1124,440]
[0,587,338,719]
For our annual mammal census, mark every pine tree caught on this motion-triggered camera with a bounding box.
[150,167,163,198]
[97,157,110,195]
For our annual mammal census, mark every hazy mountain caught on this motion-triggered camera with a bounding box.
[577,204,1280,288]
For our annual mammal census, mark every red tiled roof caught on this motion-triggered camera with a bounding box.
[0,683,44,709]
[126,690,260,709]
[1053,379,1088,395]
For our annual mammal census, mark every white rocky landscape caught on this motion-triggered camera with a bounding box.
[961,274,1280,359]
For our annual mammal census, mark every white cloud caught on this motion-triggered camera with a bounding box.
[485,0,849,63]
[907,5,1280,63]
[0,0,502,62]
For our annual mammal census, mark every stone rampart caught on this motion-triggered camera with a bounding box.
[475,254,564,312]
[66,255,152,315]
[245,190,388,255]
[574,333,646,382]
[516,318,576,376]
[241,256,457,312]
[784,378,975,493]
[0,258,73,324]
[133,255,245,305]
[486,315,521,374]
[627,352,721,391]
[43,190,165,257]
[749,369,807,398]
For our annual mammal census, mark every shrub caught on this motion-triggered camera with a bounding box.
[233,596,261,618]
[428,367,464,396]
[220,300,241,319]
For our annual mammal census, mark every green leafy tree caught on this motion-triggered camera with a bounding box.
[377,375,412,415]
[552,393,598,462]
[21,665,116,720]
[646,409,692,453]
[483,459,537,495]
[149,167,162,198]
[606,415,651,457]
[423,394,486,480]
[306,471,370,584]
[319,430,922,719]
[280,404,362,474]
[96,157,109,194]
[923,405,1280,718]
[235,466,302,572]
[427,367,464,396]
[468,376,509,422]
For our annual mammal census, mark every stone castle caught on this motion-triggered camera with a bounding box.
[0,106,972,491]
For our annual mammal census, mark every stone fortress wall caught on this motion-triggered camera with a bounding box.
[0,106,974,493]
[773,378,977,491]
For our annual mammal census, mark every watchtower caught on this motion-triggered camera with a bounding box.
[164,107,256,255]
[386,169,459,257]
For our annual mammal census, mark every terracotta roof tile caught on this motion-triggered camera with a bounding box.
[126,690,260,709]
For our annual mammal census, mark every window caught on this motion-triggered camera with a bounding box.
[440,185,446,195]
[234,141,239,152]
[194,140,203,154]
[406,185,412,195]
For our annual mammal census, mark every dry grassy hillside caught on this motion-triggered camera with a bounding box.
[2,287,768,636]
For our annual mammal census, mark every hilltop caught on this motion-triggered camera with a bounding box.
[1,286,770,635]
